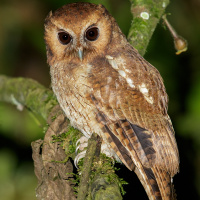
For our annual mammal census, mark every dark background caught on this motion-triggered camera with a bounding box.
[0,0,200,199]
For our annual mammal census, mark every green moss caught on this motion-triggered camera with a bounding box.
[51,125,81,162]
[64,126,81,154]
[88,154,127,197]
[67,171,81,195]
[52,132,68,143]
[51,115,57,122]
[68,152,127,198]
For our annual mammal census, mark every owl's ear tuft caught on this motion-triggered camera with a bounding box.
[46,10,53,20]
[48,10,53,18]
[97,4,106,9]
[97,4,111,19]
[97,4,108,13]
[97,4,107,12]
[44,11,53,27]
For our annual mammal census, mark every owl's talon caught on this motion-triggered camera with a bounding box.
[74,136,89,168]
[74,150,87,168]
[75,142,88,154]
[75,145,80,155]
[76,136,88,146]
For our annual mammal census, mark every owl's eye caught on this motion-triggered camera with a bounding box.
[58,32,72,45]
[85,27,99,41]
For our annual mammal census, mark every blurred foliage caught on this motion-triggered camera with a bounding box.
[0,0,200,199]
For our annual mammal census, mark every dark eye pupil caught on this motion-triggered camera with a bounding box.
[88,31,95,37]
[58,32,71,45]
[86,27,99,41]
[62,34,69,40]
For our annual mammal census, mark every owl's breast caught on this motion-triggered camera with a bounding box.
[50,62,100,137]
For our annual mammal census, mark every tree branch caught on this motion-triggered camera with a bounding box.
[0,75,57,121]
[128,0,170,56]
[77,133,98,200]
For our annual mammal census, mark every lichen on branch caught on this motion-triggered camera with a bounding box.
[128,0,170,56]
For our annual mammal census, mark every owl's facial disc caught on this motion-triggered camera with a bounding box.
[44,3,115,64]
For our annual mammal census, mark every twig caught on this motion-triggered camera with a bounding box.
[162,14,188,55]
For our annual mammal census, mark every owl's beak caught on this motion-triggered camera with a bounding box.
[78,48,83,61]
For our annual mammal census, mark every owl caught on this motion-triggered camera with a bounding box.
[44,3,179,200]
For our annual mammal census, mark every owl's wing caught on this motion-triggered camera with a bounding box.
[89,53,179,200]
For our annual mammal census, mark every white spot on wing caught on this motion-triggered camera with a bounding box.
[139,83,154,104]
[139,83,148,94]
[107,58,119,70]
[126,78,135,88]
[106,55,126,71]
[106,55,136,89]
[118,70,126,78]
[124,68,131,73]
[145,96,154,104]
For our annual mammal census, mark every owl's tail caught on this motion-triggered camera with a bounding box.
[96,111,177,199]
[101,122,176,200]
[134,165,176,200]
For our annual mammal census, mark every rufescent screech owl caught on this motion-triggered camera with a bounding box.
[44,2,179,200]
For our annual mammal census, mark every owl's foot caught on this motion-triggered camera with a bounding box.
[74,135,118,168]
[74,136,88,168]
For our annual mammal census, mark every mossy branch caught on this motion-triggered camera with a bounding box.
[77,133,98,200]
[0,75,57,121]
[128,0,170,56]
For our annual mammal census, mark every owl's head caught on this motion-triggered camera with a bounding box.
[44,3,125,65]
